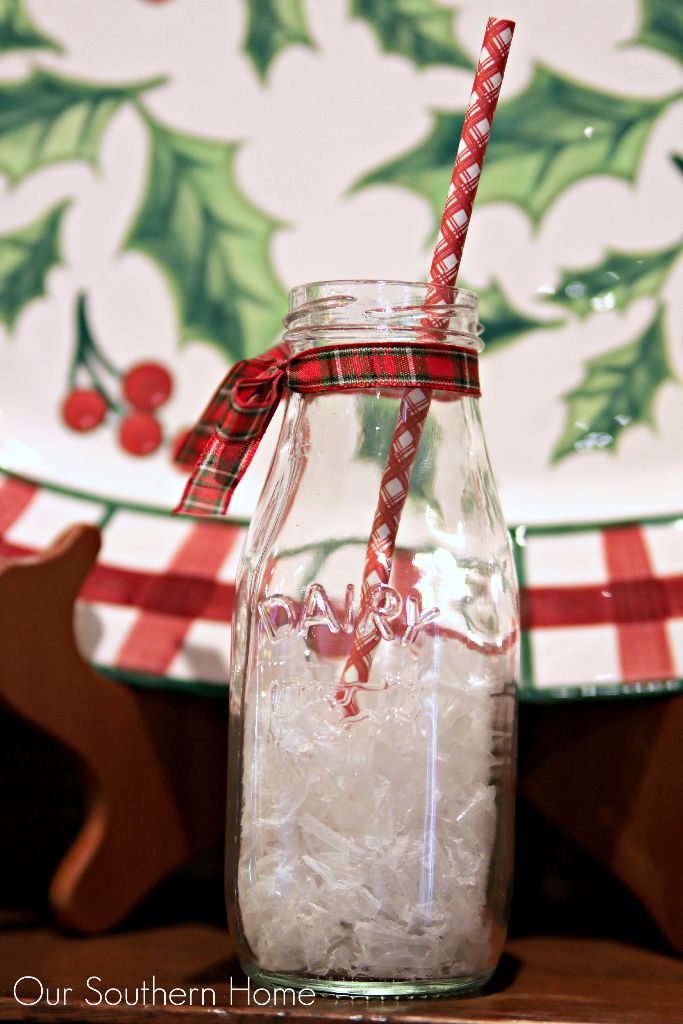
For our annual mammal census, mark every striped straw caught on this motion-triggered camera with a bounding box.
[337,17,516,719]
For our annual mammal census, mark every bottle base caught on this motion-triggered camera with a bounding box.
[243,963,494,999]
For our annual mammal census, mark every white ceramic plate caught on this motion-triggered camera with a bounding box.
[1,0,682,699]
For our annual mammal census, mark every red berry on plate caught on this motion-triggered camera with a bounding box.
[123,362,173,411]
[119,412,163,456]
[62,389,108,432]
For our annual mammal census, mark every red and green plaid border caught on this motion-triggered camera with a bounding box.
[175,340,480,517]
[2,471,682,701]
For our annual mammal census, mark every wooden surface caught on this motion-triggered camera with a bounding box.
[520,697,683,953]
[0,919,681,1023]
[0,525,227,932]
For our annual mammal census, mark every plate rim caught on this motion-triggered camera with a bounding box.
[95,662,683,704]
[3,468,682,704]
[4,466,683,534]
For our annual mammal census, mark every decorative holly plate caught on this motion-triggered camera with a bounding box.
[0,0,682,701]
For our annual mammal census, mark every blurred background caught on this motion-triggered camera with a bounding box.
[1,0,681,700]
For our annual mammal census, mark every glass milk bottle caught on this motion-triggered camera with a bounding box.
[226,280,519,997]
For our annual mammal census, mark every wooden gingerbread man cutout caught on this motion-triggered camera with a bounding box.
[0,524,227,933]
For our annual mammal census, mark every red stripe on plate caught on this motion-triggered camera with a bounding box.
[0,539,237,620]
[81,563,235,619]
[115,522,241,675]
[524,576,683,629]
[0,477,38,535]
[602,526,674,682]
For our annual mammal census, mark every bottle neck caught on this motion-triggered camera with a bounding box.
[266,386,495,567]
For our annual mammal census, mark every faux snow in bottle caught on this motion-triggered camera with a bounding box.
[226,280,519,997]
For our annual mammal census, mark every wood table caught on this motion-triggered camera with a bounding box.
[0,918,681,1023]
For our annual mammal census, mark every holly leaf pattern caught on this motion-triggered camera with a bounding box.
[351,0,471,70]
[124,115,287,359]
[473,279,563,355]
[629,0,683,66]
[545,241,682,319]
[243,0,314,79]
[355,66,680,227]
[0,70,158,186]
[0,200,68,329]
[552,305,674,463]
[0,0,60,52]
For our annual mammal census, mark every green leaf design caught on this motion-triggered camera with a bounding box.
[629,0,683,65]
[124,114,287,359]
[0,199,68,329]
[545,241,683,319]
[0,0,60,52]
[0,70,159,186]
[356,395,441,510]
[552,305,674,463]
[472,279,563,355]
[355,66,680,228]
[243,0,314,79]
[351,0,471,70]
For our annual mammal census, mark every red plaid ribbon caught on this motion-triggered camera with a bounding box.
[175,340,480,517]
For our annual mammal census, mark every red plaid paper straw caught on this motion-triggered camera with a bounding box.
[338,17,516,717]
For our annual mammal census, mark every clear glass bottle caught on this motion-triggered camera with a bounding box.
[226,280,519,998]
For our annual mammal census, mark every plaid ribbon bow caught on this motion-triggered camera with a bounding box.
[174,339,480,517]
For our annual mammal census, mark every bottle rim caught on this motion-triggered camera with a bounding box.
[288,279,479,309]
[284,279,482,351]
